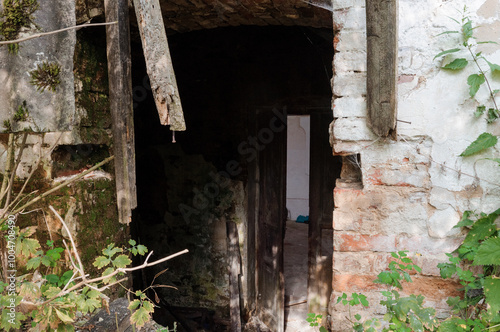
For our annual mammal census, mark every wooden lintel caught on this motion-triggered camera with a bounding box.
[132,0,186,131]
[104,0,137,224]
[366,0,398,137]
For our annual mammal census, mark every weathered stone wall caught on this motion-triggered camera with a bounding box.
[0,0,124,299]
[330,0,500,329]
[0,0,76,132]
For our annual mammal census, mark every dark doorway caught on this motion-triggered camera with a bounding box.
[131,25,338,331]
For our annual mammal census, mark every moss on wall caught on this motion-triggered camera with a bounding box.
[74,27,111,145]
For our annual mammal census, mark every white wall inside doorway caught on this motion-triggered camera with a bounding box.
[286,115,310,220]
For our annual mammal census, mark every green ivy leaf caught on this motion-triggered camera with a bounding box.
[484,277,500,313]
[112,254,132,268]
[462,19,473,43]
[130,305,152,328]
[474,105,486,118]
[442,58,468,70]
[486,60,500,74]
[467,74,485,97]
[1,309,26,330]
[102,267,116,284]
[434,48,461,60]
[55,309,73,323]
[18,238,40,257]
[129,239,137,246]
[26,256,41,270]
[463,214,497,246]
[355,313,361,321]
[408,312,424,332]
[455,211,474,228]
[473,237,500,265]
[43,286,62,298]
[102,243,122,258]
[128,299,141,311]
[93,256,111,269]
[45,274,59,285]
[136,244,148,256]
[460,132,497,156]
[486,109,499,123]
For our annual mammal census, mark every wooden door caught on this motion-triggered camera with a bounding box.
[254,108,286,332]
[307,111,342,318]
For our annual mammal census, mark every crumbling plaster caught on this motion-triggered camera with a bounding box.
[331,0,500,328]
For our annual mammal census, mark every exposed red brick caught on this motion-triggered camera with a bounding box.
[402,276,462,301]
[334,274,384,292]
[335,233,397,252]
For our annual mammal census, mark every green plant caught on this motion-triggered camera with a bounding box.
[0,142,186,331]
[437,209,500,330]
[29,61,61,93]
[0,0,38,53]
[13,101,28,122]
[306,312,328,332]
[3,119,11,132]
[433,9,500,330]
[337,251,438,332]
[434,6,500,126]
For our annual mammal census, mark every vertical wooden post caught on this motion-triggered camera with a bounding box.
[227,221,242,332]
[366,0,398,137]
[104,0,137,224]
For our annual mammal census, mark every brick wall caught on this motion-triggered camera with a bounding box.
[330,0,500,329]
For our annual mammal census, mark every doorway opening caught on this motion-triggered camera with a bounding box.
[131,25,340,331]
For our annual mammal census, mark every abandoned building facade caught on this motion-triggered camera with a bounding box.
[1,0,500,330]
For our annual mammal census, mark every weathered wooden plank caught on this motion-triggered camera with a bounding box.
[104,0,137,224]
[132,0,186,131]
[366,0,398,137]
[227,221,242,332]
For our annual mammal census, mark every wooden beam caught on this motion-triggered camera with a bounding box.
[104,0,137,224]
[227,221,242,332]
[132,0,186,131]
[366,0,398,137]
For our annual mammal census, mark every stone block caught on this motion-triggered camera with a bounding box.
[396,234,463,255]
[427,207,461,238]
[334,186,429,235]
[363,164,430,188]
[333,97,367,118]
[333,251,389,274]
[334,51,367,72]
[333,72,367,97]
[333,7,366,31]
[335,30,367,52]
[332,117,375,141]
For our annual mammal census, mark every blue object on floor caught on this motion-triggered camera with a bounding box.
[296,215,309,223]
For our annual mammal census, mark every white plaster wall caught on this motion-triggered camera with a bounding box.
[286,116,310,220]
[330,0,500,329]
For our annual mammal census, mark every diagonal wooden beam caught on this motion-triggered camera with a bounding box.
[133,0,186,132]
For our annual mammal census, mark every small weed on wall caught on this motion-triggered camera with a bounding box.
[0,0,38,53]
[29,61,61,92]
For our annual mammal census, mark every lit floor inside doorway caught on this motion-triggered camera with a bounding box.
[284,219,315,332]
